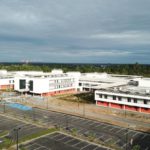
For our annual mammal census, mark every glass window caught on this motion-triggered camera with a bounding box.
[104,95,107,99]
[127,98,131,102]
[134,99,137,103]
[113,96,116,100]
[99,94,102,98]
[144,100,147,104]
[118,97,122,101]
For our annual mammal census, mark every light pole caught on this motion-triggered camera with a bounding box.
[3,101,6,113]
[14,127,21,150]
[66,115,69,130]
[83,102,85,117]
[46,97,49,109]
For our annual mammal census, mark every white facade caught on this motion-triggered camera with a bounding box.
[95,90,150,109]
[14,72,77,96]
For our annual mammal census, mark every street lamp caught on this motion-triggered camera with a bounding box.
[14,127,21,150]
[83,102,85,117]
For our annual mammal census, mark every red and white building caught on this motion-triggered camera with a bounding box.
[95,79,150,114]
[0,70,14,91]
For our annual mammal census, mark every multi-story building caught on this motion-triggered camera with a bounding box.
[0,70,14,91]
[14,72,76,96]
[95,79,150,113]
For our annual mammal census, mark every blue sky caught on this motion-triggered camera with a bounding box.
[0,0,150,63]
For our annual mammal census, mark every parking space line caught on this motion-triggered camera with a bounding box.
[104,138,112,143]
[115,139,120,144]
[101,124,110,129]
[24,143,35,149]
[116,128,125,133]
[97,135,104,140]
[141,134,147,140]
[71,141,81,147]
[109,126,121,131]
[132,132,140,138]
[124,130,131,136]
[34,145,49,150]
[64,138,75,144]
[88,122,97,126]
[80,143,90,150]
[48,133,61,138]
[56,135,67,141]
[25,143,40,149]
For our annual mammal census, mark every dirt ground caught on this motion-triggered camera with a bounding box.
[8,93,150,133]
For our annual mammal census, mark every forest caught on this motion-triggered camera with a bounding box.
[0,63,150,77]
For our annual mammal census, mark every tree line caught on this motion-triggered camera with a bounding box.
[0,63,150,77]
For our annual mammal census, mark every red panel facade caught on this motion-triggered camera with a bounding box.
[110,103,123,109]
[96,100,150,114]
[42,88,76,96]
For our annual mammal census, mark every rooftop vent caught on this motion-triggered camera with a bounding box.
[145,89,150,94]
[128,80,139,86]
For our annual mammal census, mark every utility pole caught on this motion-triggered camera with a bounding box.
[83,102,85,117]
[14,127,21,150]
[46,97,49,109]
[66,115,69,130]
[3,102,5,113]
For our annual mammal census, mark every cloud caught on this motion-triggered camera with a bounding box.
[0,0,150,63]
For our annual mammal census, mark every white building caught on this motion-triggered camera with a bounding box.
[95,79,150,114]
[14,70,77,96]
[0,70,14,90]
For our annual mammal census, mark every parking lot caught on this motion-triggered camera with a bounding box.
[21,132,108,150]
[0,115,46,142]
[1,104,150,150]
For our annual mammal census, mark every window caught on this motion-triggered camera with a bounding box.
[104,95,107,99]
[29,80,33,91]
[79,83,82,86]
[133,99,137,103]
[19,80,26,89]
[113,96,116,100]
[99,94,102,98]
[144,100,147,104]
[118,97,122,101]
[127,98,131,102]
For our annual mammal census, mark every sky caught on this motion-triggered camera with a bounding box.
[0,0,150,64]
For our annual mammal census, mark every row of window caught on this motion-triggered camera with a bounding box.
[54,84,73,89]
[9,80,14,84]
[98,94,148,104]
[51,79,74,83]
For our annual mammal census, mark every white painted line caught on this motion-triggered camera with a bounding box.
[109,126,121,131]
[49,133,61,138]
[132,132,140,138]
[64,138,75,144]
[141,134,147,140]
[98,135,104,140]
[116,128,125,133]
[88,122,97,126]
[56,135,67,141]
[115,139,120,144]
[145,147,149,150]
[71,141,81,147]
[34,145,49,150]
[101,124,110,129]
[94,124,101,128]
[80,143,90,150]
[121,143,127,149]
[104,138,112,143]
[124,130,131,136]
[24,143,37,149]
